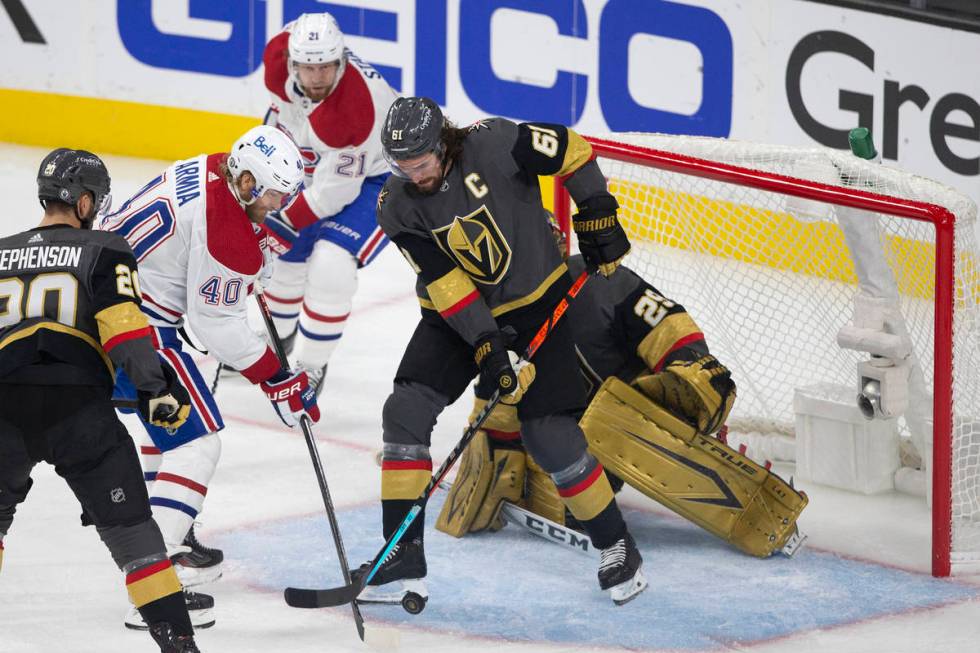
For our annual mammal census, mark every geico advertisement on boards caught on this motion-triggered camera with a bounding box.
[0,0,977,206]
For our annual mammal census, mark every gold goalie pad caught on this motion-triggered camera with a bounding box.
[436,430,526,536]
[580,377,807,557]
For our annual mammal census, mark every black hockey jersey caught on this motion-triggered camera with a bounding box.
[377,117,595,344]
[0,224,166,392]
[565,255,709,399]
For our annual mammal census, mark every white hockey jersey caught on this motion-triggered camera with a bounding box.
[262,27,397,230]
[98,154,281,384]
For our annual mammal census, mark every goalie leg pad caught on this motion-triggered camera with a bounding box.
[633,354,736,436]
[580,378,807,557]
[524,454,567,525]
[436,430,526,536]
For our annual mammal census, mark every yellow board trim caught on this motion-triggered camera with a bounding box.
[127,567,182,608]
[0,88,258,161]
[0,321,113,374]
[95,301,150,346]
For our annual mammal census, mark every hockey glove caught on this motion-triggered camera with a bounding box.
[261,368,321,428]
[573,194,630,277]
[261,210,299,256]
[634,354,736,435]
[138,362,192,430]
[474,331,536,405]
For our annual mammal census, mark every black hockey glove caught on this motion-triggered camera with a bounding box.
[573,194,630,277]
[138,362,192,430]
[474,331,536,405]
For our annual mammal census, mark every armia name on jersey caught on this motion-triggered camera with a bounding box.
[0,245,81,271]
[174,159,201,207]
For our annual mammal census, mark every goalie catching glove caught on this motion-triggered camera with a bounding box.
[633,354,736,436]
[261,368,320,427]
[138,362,192,429]
[573,194,630,277]
[474,330,535,404]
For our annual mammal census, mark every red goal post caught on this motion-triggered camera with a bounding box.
[554,134,977,577]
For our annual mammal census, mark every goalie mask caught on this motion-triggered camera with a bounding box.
[288,13,346,98]
[37,148,112,227]
[227,126,304,205]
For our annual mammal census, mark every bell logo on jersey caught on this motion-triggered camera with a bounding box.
[433,205,512,285]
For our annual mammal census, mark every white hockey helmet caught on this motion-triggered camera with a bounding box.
[289,12,346,65]
[227,126,304,204]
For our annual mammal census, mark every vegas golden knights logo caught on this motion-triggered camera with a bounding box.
[432,205,512,284]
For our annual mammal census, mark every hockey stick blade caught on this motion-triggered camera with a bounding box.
[284,581,363,609]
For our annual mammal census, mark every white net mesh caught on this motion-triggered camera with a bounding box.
[585,133,980,571]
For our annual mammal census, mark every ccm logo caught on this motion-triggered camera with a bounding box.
[268,381,302,400]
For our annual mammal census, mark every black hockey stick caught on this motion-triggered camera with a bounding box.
[254,287,367,641]
[284,269,591,609]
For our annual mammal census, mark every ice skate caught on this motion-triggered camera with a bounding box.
[170,541,222,589]
[598,532,647,605]
[174,524,224,569]
[148,621,202,653]
[356,538,428,606]
[300,362,328,398]
[126,590,215,630]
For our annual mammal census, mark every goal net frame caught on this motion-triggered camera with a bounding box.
[554,135,961,577]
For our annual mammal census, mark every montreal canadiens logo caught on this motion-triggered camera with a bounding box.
[300,147,320,176]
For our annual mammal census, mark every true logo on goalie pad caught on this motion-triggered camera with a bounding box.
[622,429,743,509]
[432,205,511,284]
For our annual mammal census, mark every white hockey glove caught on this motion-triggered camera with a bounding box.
[261,368,321,427]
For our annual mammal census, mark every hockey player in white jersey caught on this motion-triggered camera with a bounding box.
[99,125,321,629]
[258,12,398,394]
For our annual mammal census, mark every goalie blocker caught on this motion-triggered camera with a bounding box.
[439,377,806,558]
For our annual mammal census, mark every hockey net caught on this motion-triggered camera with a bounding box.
[554,133,980,576]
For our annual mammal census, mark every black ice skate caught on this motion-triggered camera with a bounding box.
[598,532,648,605]
[126,590,216,630]
[171,525,223,588]
[356,538,428,607]
[148,622,202,653]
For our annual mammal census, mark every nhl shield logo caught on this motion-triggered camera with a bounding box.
[432,205,512,284]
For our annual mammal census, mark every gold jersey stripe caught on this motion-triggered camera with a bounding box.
[381,469,431,500]
[636,312,703,372]
[490,262,568,317]
[556,129,593,177]
[418,262,568,317]
[426,267,479,314]
[0,321,113,375]
[127,566,182,608]
[95,301,151,347]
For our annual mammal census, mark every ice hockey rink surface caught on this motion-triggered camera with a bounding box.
[1,144,979,652]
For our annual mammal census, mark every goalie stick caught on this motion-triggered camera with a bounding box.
[284,269,591,609]
[254,287,368,642]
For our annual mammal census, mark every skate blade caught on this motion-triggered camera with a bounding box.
[357,578,427,604]
[780,528,808,557]
[124,607,215,630]
[610,568,648,606]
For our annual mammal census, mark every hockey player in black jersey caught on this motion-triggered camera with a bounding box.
[0,149,200,653]
[439,223,808,562]
[363,96,646,606]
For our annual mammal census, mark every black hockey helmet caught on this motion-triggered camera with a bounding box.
[37,148,111,217]
[381,96,445,176]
